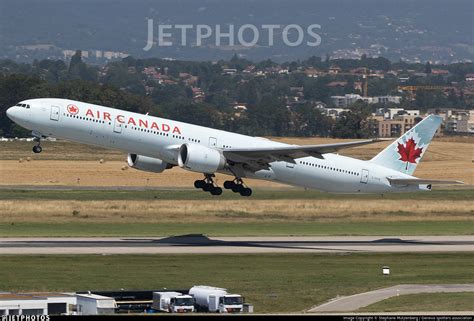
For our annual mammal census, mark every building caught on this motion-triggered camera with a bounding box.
[191,87,205,102]
[76,294,117,315]
[0,293,76,316]
[445,110,474,134]
[328,65,341,74]
[322,108,349,119]
[375,108,419,119]
[304,67,321,78]
[29,293,76,315]
[374,114,418,137]
[374,96,402,104]
[0,293,47,316]
[233,104,247,111]
[331,94,402,107]
[404,110,420,117]
[465,73,474,82]
[331,94,365,107]
[222,68,237,75]
[431,69,450,76]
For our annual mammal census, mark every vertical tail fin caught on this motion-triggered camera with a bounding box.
[370,114,442,175]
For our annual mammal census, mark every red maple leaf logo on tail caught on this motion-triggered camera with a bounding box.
[397,137,423,170]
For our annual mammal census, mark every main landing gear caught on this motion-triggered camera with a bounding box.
[194,175,252,197]
[32,137,42,154]
[223,178,252,197]
[194,174,223,196]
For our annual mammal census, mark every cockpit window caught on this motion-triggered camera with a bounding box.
[15,103,30,108]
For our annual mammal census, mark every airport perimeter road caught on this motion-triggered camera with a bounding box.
[308,284,474,312]
[0,235,473,254]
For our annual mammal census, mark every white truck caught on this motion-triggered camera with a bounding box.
[152,291,194,313]
[189,286,244,313]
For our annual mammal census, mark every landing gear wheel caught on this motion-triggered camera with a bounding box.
[203,183,213,192]
[210,187,223,196]
[32,145,42,153]
[240,187,252,197]
[194,180,205,189]
[195,174,226,196]
[223,181,235,189]
[231,184,243,193]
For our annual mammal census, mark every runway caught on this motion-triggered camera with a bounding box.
[0,235,473,254]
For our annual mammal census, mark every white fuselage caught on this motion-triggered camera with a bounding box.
[7,98,424,193]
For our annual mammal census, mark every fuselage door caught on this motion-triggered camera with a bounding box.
[50,106,60,121]
[113,118,123,133]
[209,137,217,148]
[286,162,295,168]
[360,169,369,184]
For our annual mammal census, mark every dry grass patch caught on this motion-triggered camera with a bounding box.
[0,199,472,224]
[0,160,291,188]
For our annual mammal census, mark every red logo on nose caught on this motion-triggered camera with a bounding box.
[67,104,79,115]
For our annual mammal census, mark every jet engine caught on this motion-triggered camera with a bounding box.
[127,154,171,173]
[178,143,225,174]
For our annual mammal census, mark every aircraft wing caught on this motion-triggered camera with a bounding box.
[387,178,464,185]
[223,139,382,171]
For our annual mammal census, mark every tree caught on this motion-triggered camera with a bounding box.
[245,94,290,136]
[332,102,374,138]
[67,50,97,82]
[236,80,259,106]
[159,101,222,128]
[424,61,432,74]
[0,74,53,137]
[292,104,332,136]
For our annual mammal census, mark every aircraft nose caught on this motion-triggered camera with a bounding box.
[6,106,16,120]
[6,106,23,123]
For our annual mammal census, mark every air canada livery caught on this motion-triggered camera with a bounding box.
[6,98,462,196]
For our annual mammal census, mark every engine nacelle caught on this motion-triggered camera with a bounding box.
[178,143,225,174]
[127,154,171,173]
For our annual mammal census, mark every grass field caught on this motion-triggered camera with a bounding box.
[1,188,472,201]
[2,221,473,237]
[359,292,474,312]
[0,189,472,236]
[1,139,472,237]
[0,253,472,313]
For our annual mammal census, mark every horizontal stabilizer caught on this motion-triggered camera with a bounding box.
[387,177,464,185]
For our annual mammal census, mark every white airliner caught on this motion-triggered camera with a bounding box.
[6,98,462,196]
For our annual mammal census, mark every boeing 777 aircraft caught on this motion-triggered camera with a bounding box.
[6,98,462,196]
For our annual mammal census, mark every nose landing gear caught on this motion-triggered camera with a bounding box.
[32,137,42,154]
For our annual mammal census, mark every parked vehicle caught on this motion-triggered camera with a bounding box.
[152,292,194,313]
[189,286,244,313]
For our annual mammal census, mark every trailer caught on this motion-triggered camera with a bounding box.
[152,292,194,313]
[189,286,244,313]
